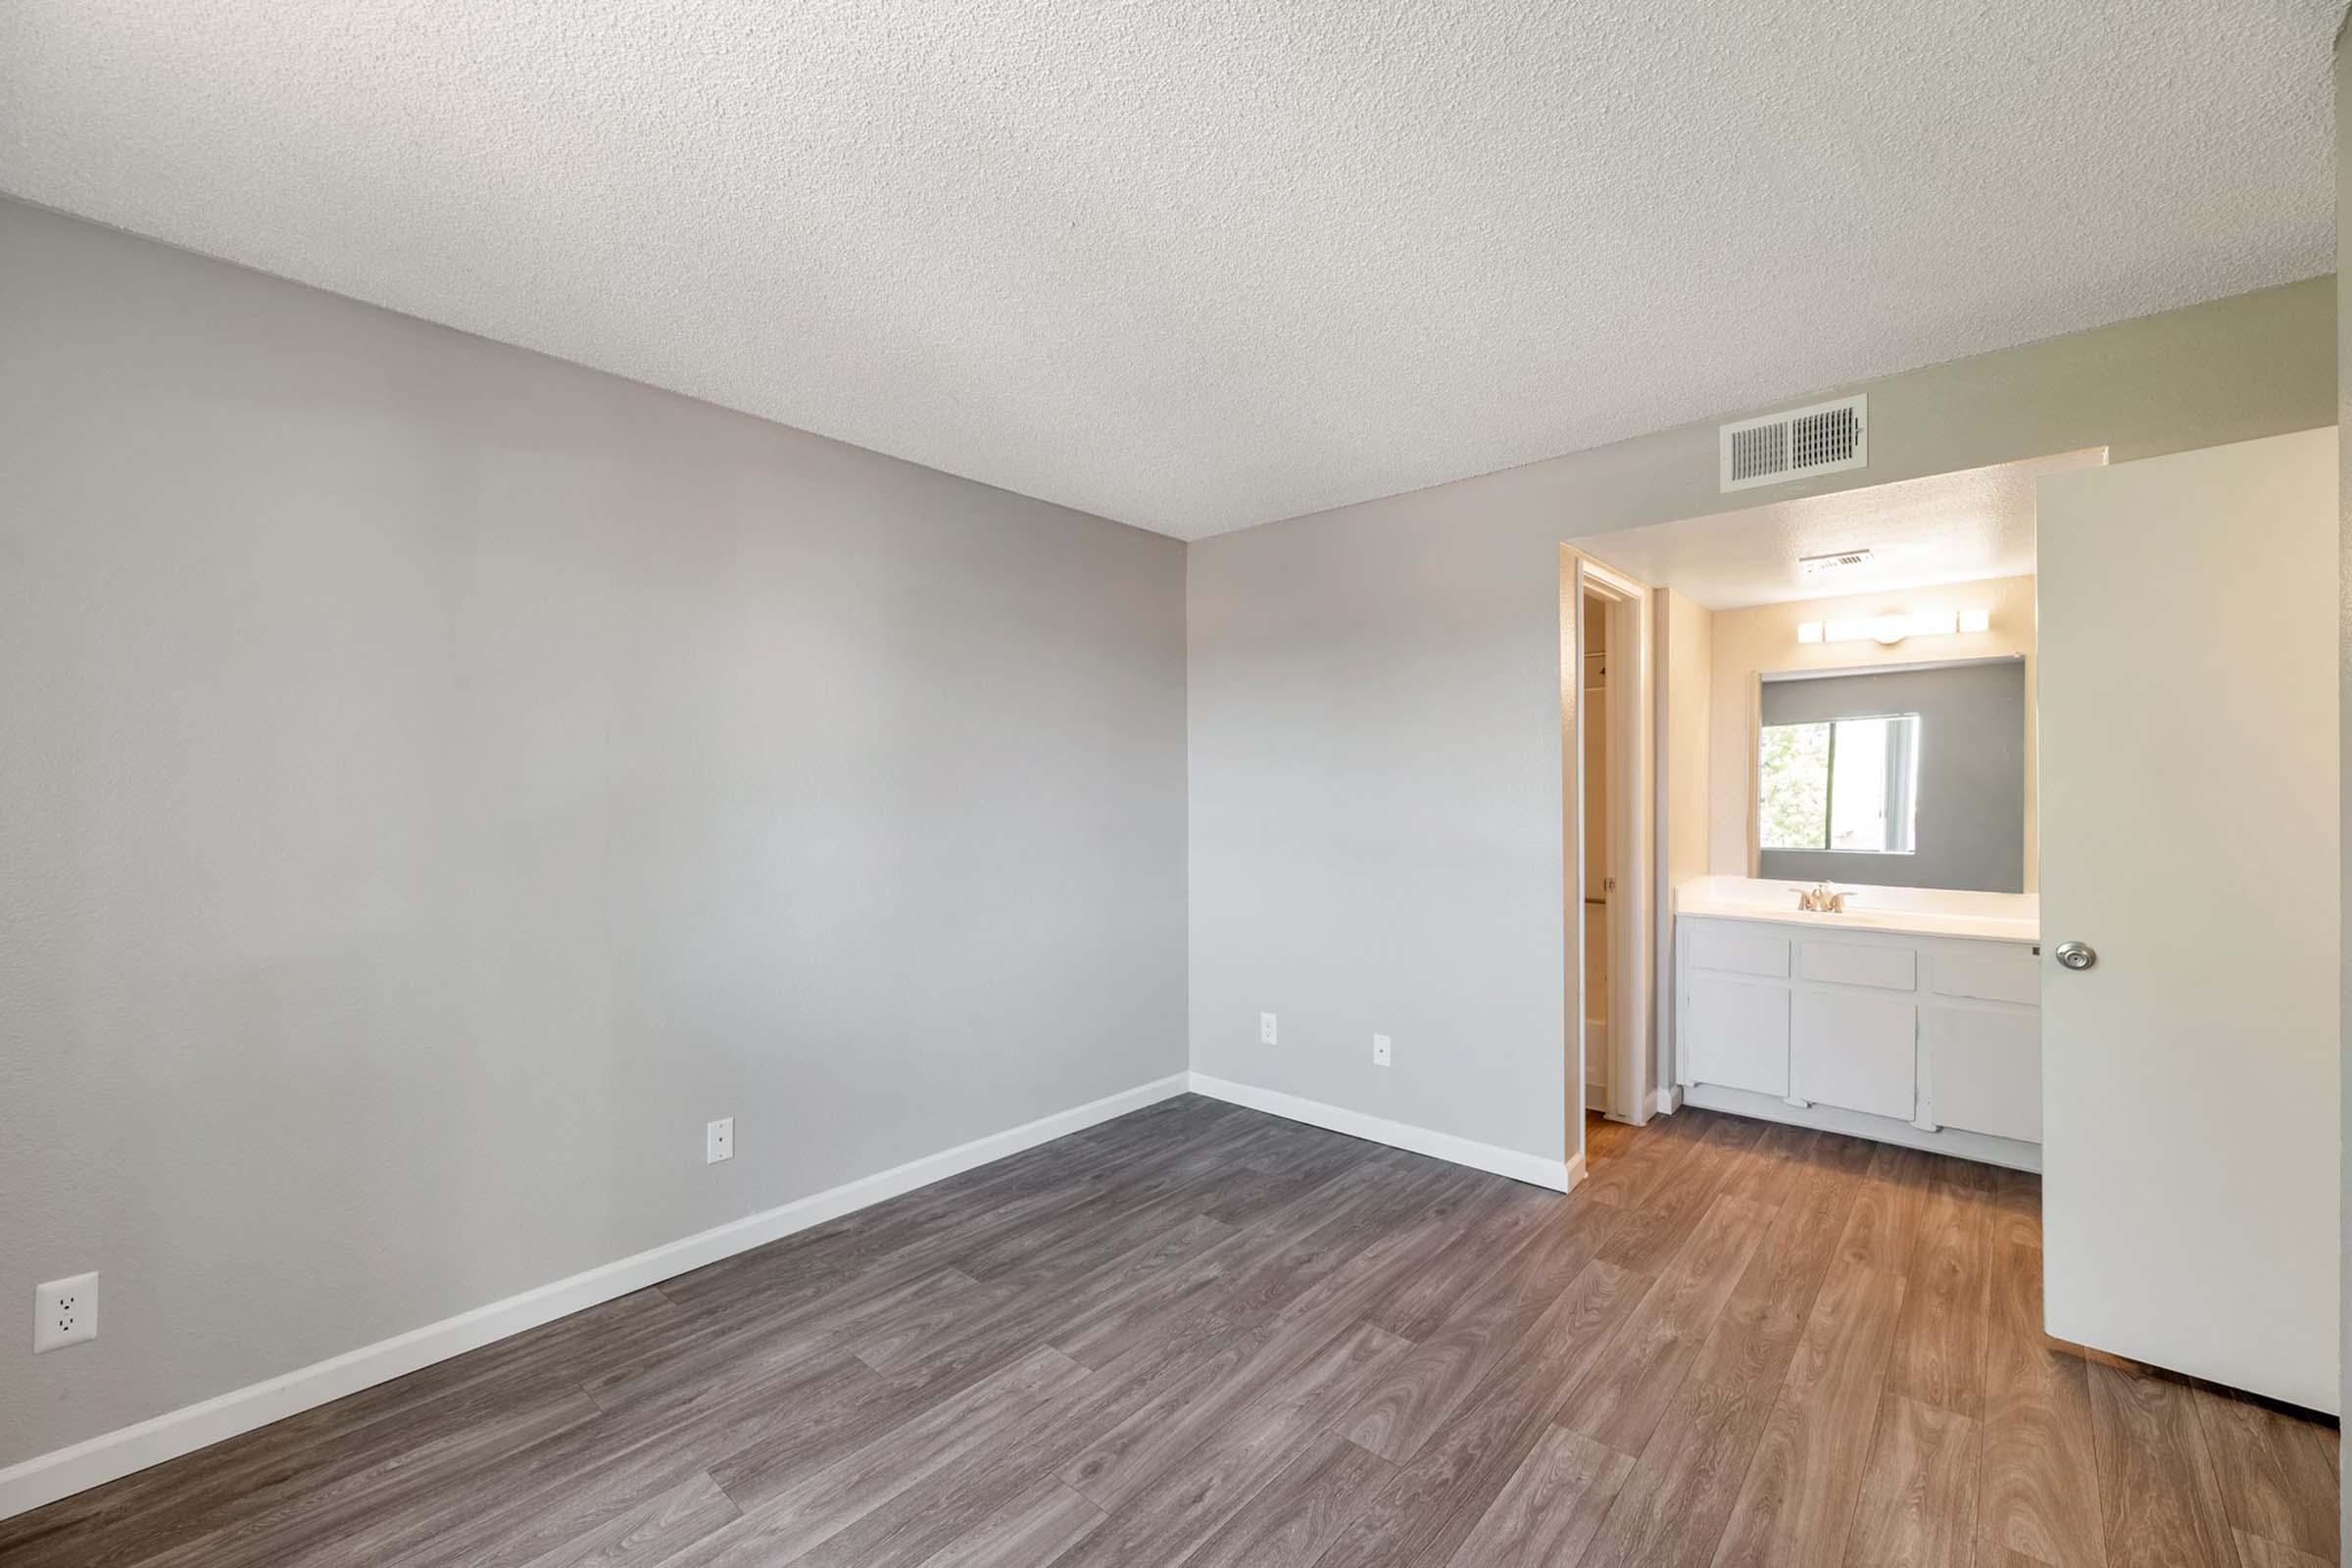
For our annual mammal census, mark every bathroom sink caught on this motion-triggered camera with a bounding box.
[1673,877,2039,944]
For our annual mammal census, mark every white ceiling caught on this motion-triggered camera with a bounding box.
[1572,450,2104,610]
[0,3,2337,539]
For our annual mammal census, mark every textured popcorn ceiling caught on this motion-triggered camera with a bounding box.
[0,2,2338,538]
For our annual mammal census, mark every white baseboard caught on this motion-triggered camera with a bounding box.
[1679,1083,2040,1172]
[0,1071,1192,1524]
[1650,1085,1682,1117]
[1187,1072,1573,1193]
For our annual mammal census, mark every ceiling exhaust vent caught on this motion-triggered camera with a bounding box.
[1719,394,1867,492]
[1797,547,1875,577]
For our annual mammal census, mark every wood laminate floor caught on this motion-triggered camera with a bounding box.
[0,1098,2337,1567]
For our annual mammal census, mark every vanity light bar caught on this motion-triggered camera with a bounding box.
[1796,608,1990,646]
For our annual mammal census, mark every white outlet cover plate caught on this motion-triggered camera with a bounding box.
[1373,1033,1393,1066]
[706,1118,734,1164]
[1259,1012,1278,1046]
[34,1272,98,1353]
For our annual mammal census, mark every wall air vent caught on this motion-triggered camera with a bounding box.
[1719,394,1867,492]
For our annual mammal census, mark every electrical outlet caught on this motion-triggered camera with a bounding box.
[1372,1033,1393,1067]
[706,1118,734,1164]
[1259,1011,1278,1046]
[34,1273,97,1354]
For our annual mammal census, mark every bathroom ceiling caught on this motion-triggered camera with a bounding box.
[0,2,2336,539]
[1571,451,2105,610]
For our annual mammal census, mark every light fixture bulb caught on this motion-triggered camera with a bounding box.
[1794,607,1984,647]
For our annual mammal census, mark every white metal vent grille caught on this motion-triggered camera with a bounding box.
[1797,548,1875,577]
[1719,394,1867,492]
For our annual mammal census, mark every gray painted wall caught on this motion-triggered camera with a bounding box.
[0,200,1188,1465]
[1191,275,2332,1171]
[1757,662,2027,894]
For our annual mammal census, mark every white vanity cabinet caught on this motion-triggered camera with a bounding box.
[1674,911,2041,1168]
[1685,974,1789,1097]
[1796,987,1918,1121]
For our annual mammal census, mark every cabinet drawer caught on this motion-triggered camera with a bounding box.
[1928,945,2039,1006]
[1922,1004,2040,1142]
[1793,991,1917,1121]
[1685,974,1789,1097]
[1799,941,1917,992]
[1687,923,1791,979]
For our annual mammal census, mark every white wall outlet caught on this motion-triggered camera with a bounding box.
[1372,1033,1393,1066]
[1259,1011,1278,1046]
[34,1273,97,1353]
[706,1117,734,1164]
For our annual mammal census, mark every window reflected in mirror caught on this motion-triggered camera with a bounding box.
[1758,713,1919,855]
[1752,656,2024,894]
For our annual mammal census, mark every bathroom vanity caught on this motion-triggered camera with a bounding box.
[1672,876,2041,1170]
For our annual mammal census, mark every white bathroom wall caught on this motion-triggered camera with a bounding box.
[2337,27,2352,1532]
[1655,588,1714,1102]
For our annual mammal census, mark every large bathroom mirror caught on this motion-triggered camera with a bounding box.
[1754,656,2026,893]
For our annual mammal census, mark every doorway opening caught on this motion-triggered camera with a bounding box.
[1572,435,2335,1407]
[1563,448,2097,1196]
[1582,589,1611,1114]
[1563,548,1654,1187]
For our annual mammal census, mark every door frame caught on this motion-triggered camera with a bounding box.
[1562,547,1656,1159]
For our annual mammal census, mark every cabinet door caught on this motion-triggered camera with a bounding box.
[1687,921,1790,978]
[1928,945,2039,1006]
[1793,991,1916,1121]
[1922,1004,2040,1143]
[1685,974,1788,1097]
[1800,941,1917,993]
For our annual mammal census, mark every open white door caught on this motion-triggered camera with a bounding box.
[2037,427,2339,1411]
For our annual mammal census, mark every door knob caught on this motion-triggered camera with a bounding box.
[2054,941,2096,971]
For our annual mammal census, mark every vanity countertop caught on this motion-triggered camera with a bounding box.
[1675,876,2040,946]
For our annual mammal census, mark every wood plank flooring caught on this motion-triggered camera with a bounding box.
[0,1098,2336,1568]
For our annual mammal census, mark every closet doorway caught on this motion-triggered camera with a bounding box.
[1564,547,1654,1164]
